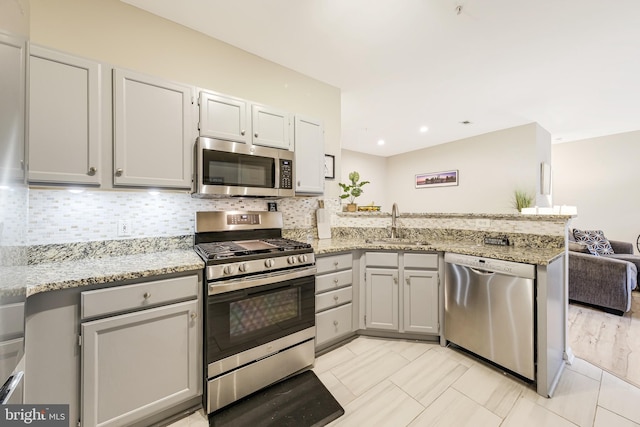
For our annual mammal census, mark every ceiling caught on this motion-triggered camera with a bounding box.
[123,0,640,157]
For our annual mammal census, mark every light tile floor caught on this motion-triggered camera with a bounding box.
[170,336,640,427]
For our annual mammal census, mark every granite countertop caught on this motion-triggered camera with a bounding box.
[311,238,565,265]
[1,236,564,300]
[0,249,204,300]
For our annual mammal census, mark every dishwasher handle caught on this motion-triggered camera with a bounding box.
[469,267,496,276]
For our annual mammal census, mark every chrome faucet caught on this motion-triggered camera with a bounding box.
[391,203,399,238]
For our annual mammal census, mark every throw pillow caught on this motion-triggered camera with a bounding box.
[572,229,615,256]
[568,241,589,253]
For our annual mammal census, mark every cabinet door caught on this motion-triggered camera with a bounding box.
[0,34,25,183]
[315,303,353,348]
[28,45,101,185]
[365,268,399,331]
[403,270,439,334]
[251,104,291,150]
[113,69,194,188]
[294,115,324,194]
[81,300,200,427]
[198,91,248,143]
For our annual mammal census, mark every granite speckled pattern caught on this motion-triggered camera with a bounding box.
[20,249,203,298]
[28,235,194,264]
[311,238,564,266]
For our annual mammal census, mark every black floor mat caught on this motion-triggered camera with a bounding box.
[209,370,344,427]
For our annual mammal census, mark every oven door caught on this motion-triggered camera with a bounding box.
[206,270,315,369]
[196,137,293,197]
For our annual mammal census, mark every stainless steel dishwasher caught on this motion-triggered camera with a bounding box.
[444,252,536,380]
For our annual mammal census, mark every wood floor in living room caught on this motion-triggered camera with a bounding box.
[171,296,640,427]
[568,291,640,388]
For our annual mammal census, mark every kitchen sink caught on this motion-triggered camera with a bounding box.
[365,238,429,246]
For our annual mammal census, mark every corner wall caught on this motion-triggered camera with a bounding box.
[552,130,640,247]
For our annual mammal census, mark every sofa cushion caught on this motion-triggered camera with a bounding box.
[573,229,615,256]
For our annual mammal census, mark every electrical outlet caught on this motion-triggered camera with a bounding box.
[476,219,491,228]
[118,219,132,236]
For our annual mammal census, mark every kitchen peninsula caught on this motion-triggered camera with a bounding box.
[15,211,570,426]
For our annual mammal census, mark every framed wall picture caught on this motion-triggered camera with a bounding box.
[415,169,459,188]
[324,154,335,179]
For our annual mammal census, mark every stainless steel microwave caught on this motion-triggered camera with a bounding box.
[193,137,294,198]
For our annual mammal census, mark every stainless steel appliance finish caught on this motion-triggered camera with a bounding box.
[194,137,294,198]
[194,210,316,414]
[444,252,536,380]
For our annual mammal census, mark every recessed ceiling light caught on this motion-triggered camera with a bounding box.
[420,126,429,133]
[377,139,385,146]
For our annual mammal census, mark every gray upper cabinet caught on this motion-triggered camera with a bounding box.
[251,104,291,150]
[294,115,324,194]
[113,68,194,188]
[198,91,249,143]
[198,90,292,150]
[28,44,102,185]
[0,33,26,183]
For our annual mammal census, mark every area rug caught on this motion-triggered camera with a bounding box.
[568,292,640,388]
[209,370,344,427]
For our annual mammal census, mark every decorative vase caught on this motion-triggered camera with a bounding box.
[347,203,357,212]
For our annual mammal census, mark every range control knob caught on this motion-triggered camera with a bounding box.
[287,256,297,265]
[264,259,275,268]
[298,254,308,263]
[223,265,237,275]
[238,263,248,273]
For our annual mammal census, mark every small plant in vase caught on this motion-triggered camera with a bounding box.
[339,171,370,212]
[512,189,534,212]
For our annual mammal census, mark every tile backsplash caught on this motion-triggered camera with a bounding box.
[27,188,325,245]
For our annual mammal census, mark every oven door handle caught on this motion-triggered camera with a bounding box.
[208,266,316,295]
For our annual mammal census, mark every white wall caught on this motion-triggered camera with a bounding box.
[337,150,388,211]
[553,130,640,248]
[384,123,543,213]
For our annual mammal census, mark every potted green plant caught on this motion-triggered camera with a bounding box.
[512,189,534,212]
[339,171,370,212]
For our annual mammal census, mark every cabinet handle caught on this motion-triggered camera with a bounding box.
[241,130,246,136]
[333,261,339,268]
[394,277,398,285]
[254,133,259,138]
[333,295,339,302]
[406,277,411,285]
[143,292,151,299]
[190,312,197,320]
[115,168,123,177]
[333,320,339,326]
[87,166,97,176]
[333,278,339,284]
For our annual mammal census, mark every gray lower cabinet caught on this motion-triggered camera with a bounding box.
[80,275,201,427]
[365,251,439,334]
[315,253,354,349]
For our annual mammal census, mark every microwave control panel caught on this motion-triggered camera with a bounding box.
[280,159,293,189]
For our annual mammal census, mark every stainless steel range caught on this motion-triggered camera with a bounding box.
[194,211,316,414]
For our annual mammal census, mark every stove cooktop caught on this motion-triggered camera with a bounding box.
[195,238,312,261]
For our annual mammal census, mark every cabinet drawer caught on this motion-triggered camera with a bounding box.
[81,275,199,319]
[366,252,398,268]
[404,253,438,269]
[316,253,353,274]
[316,303,353,347]
[316,270,352,293]
[316,286,352,312]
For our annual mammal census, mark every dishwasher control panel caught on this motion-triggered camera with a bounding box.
[444,252,536,279]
